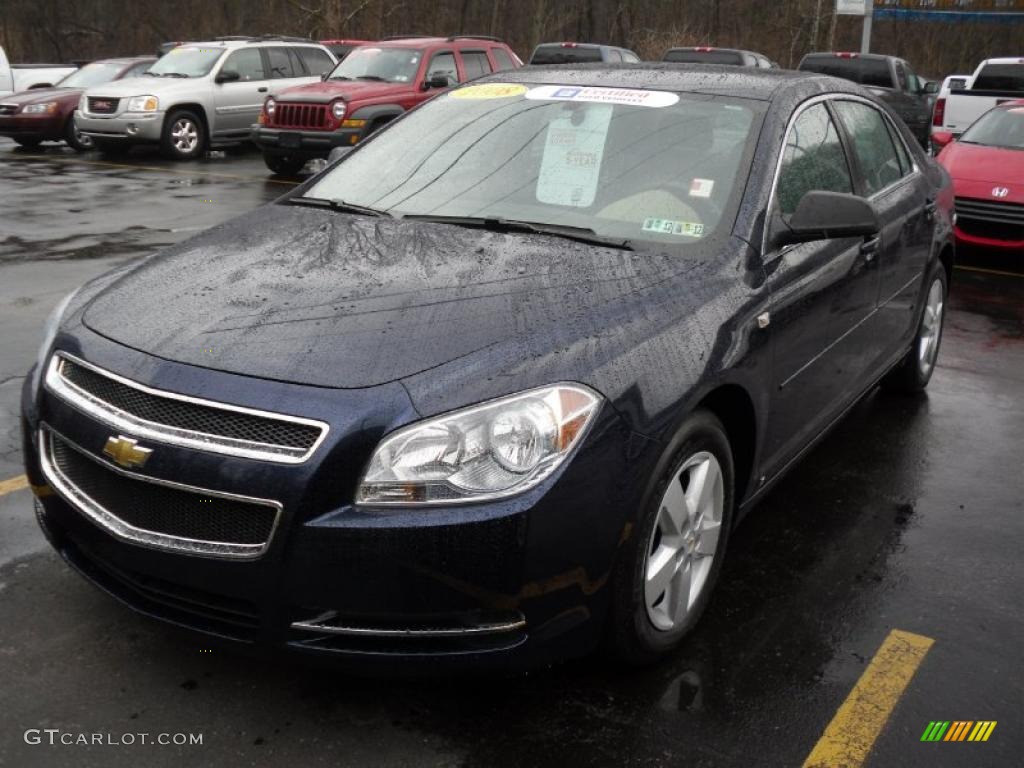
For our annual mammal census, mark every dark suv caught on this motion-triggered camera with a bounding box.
[251,35,522,175]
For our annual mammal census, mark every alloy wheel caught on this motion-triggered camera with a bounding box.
[644,451,724,631]
[918,277,944,377]
[170,118,199,154]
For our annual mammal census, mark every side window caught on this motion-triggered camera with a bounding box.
[894,62,908,91]
[884,117,913,176]
[222,48,266,81]
[607,49,622,63]
[461,52,491,80]
[266,47,297,79]
[904,64,920,94]
[492,48,515,71]
[776,103,854,216]
[622,51,640,63]
[297,47,335,77]
[427,52,458,85]
[833,101,905,195]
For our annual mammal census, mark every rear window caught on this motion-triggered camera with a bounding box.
[663,49,745,66]
[800,56,893,89]
[972,64,1024,92]
[530,45,602,65]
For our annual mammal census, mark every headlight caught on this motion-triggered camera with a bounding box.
[31,288,79,393]
[356,384,601,505]
[22,102,57,114]
[264,98,276,116]
[126,95,159,112]
[331,100,346,120]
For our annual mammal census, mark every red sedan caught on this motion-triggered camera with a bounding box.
[0,57,154,151]
[934,100,1024,253]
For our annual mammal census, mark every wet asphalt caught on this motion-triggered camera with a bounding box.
[0,138,1021,768]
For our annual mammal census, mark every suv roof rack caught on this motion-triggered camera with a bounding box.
[211,35,316,43]
[446,35,503,42]
[381,35,440,41]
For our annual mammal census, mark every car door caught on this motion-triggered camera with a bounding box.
[213,47,270,137]
[832,99,931,372]
[761,100,882,478]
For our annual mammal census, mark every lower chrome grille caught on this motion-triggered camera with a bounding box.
[40,426,281,559]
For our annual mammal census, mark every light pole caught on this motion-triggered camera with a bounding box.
[861,0,874,54]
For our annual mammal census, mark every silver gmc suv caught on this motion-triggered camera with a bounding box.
[75,37,336,159]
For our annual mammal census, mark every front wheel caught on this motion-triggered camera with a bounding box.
[161,109,206,160]
[263,152,307,177]
[64,118,92,152]
[609,410,734,665]
[881,266,947,393]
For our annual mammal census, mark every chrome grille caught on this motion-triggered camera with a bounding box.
[46,354,327,463]
[87,97,119,114]
[272,102,332,129]
[40,427,281,559]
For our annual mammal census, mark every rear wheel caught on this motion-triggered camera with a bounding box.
[263,152,307,177]
[881,265,947,393]
[609,410,734,664]
[161,109,206,160]
[64,118,92,152]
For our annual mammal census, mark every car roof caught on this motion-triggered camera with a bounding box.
[483,62,846,101]
[802,51,894,61]
[371,36,511,48]
[977,57,1024,66]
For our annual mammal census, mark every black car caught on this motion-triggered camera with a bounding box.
[663,46,777,69]
[22,64,954,669]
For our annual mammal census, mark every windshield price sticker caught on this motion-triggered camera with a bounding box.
[642,218,705,237]
[452,83,528,99]
[526,85,680,108]
[690,179,715,198]
[536,104,614,207]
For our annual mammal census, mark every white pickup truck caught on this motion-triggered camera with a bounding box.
[932,57,1024,140]
[0,46,77,99]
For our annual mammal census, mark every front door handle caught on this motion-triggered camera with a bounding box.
[860,236,881,262]
[924,198,938,220]
[257,86,268,93]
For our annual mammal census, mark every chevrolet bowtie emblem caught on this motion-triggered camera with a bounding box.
[103,435,152,469]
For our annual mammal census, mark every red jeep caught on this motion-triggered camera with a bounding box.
[251,35,522,175]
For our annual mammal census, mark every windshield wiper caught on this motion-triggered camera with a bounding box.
[356,75,386,81]
[329,75,353,81]
[141,71,162,77]
[289,196,391,217]
[400,215,634,250]
[161,72,189,78]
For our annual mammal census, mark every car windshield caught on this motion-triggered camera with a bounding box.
[327,47,423,83]
[664,50,744,66]
[304,83,760,249]
[147,46,224,77]
[960,105,1024,150]
[58,62,129,88]
[530,46,603,65]
[800,56,892,88]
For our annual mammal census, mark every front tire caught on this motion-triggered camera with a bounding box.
[64,118,92,152]
[263,152,307,176]
[881,265,947,393]
[161,109,206,160]
[609,410,735,665]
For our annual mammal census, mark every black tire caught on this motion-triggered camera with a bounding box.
[13,137,41,149]
[608,409,735,665]
[160,109,206,160]
[64,118,92,152]
[263,152,307,176]
[881,264,948,394]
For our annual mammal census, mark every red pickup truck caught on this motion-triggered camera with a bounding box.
[251,35,521,175]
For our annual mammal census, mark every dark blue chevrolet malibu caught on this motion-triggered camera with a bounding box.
[22,65,954,668]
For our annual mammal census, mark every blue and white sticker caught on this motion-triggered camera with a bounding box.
[642,218,705,237]
[525,85,680,108]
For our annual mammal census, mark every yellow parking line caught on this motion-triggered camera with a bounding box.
[803,629,935,768]
[954,265,1023,279]
[6,153,300,186]
[0,474,29,497]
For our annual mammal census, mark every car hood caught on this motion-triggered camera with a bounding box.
[1,87,80,105]
[940,142,1024,186]
[83,76,203,99]
[82,205,712,389]
[272,79,417,102]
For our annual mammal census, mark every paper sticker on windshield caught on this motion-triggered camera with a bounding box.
[452,83,527,99]
[689,179,714,198]
[526,85,679,108]
[536,105,613,207]
[642,218,705,237]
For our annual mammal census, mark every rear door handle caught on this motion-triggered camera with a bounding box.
[257,87,268,93]
[860,236,881,262]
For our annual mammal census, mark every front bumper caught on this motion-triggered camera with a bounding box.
[251,125,363,158]
[0,112,66,141]
[21,330,640,669]
[75,111,164,143]
[954,225,1024,253]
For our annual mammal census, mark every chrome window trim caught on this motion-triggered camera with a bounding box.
[290,611,526,638]
[45,352,329,464]
[762,92,922,256]
[38,424,282,560]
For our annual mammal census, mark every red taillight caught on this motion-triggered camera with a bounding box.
[696,46,713,52]
[561,42,578,48]
[836,52,858,59]
[933,97,946,127]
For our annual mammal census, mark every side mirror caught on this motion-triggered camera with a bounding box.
[923,81,938,95]
[215,69,240,84]
[421,73,450,91]
[775,191,880,247]
[931,131,955,149]
[327,146,352,164]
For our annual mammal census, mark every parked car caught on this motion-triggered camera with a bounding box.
[934,100,1024,253]
[929,74,969,146]
[798,52,935,147]
[0,57,155,150]
[0,46,77,99]
[663,47,777,68]
[24,65,954,669]
[320,39,373,60]
[75,37,336,160]
[251,35,522,175]
[529,42,640,65]
[932,57,1024,141]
